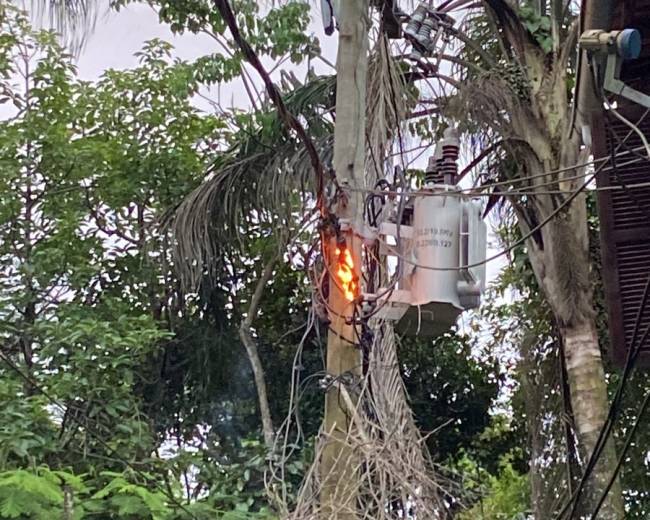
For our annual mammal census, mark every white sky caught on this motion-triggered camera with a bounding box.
[77,3,217,79]
[74,2,337,112]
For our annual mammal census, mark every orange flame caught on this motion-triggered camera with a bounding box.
[335,246,358,302]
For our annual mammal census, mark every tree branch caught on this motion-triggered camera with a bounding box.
[457,139,505,182]
[239,254,279,449]
[212,0,330,213]
[442,22,497,69]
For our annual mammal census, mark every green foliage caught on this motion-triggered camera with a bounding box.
[0,4,326,515]
[517,4,553,53]
[84,472,169,519]
[456,455,531,520]
[400,332,504,463]
[0,469,62,519]
[115,0,319,83]
[0,2,532,518]
[179,439,276,517]
[0,3,230,514]
[0,467,87,519]
[0,379,58,466]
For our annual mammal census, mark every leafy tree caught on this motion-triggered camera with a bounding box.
[0,2,564,518]
[436,1,625,517]
[456,455,531,520]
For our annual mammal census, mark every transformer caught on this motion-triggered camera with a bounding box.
[367,129,487,336]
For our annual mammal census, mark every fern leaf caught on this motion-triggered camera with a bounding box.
[0,494,23,518]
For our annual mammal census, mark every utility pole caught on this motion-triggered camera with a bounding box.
[320,1,369,518]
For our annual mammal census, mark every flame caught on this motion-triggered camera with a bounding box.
[335,246,358,302]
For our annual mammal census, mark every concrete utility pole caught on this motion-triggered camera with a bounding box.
[320,1,369,518]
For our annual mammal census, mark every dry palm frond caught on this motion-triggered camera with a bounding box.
[448,70,525,134]
[269,322,453,519]
[365,34,414,181]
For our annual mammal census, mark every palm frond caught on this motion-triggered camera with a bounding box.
[30,0,99,54]
[279,322,450,518]
[366,34,415,181]
[169,75,336,290]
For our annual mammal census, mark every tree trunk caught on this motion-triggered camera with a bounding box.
[561,319,623,519]
[239,255,278,450]
[63,485,74,520]
[519,330,546,519]
[525,194,624,519]
[320,1,368,518]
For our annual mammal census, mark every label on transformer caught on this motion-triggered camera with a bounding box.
[415,226,454,249]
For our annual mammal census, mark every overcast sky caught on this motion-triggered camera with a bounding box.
[72,2,337,111]
[77,3,217,79]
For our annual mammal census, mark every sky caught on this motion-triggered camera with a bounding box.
[77,3,217,79]
[73,2,338,111]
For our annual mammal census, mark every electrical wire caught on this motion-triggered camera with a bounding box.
[353,135,649,330]
[361,118,650,274]
[0,348,198,520]
[604,119,650,222]
[560,320,650,520]
[554,106,650,520]
[266,306,317,505]
[604,101,650,159]
[378,166,599,273]
[353,170,649,199]
[345,148,649,199]
[589,388,650,519]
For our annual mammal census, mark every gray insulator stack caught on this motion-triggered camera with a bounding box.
[416,18,436,50]
[404,3,427,38]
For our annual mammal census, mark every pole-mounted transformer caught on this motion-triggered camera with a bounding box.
[365,129,487,336]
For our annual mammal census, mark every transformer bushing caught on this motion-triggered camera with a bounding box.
[416,18,437,50]
[437,128,460,185]
[404,2,428,38]
[425,141,443,185]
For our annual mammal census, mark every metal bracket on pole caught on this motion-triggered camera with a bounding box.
[603,53,650,109]
[580,28,650,110]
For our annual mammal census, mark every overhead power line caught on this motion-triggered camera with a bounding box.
[555,277,650,520]
[378,165,600,273]
[348,145,649,199]
[554,102,650,520]
[589,389,650,519]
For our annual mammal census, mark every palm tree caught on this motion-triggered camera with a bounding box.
[442,1,623,518]
[32,0,625,515]
[168,0,625,515]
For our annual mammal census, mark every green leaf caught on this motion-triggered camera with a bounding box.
[0,494,23,518]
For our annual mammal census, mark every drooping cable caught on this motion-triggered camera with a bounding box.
[589,387,650,519]
[380,166,598,273]
[553,97,650,519]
